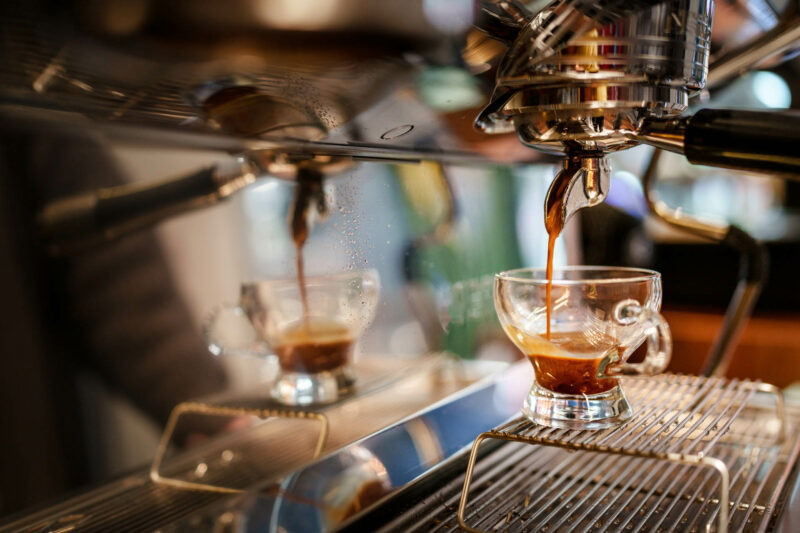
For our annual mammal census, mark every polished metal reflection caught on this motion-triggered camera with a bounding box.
[150,402,330,494]
[36,150,357,254]
[640,149,765,381]
[0,0,422,144]
[707,0,800,90]
[457,375,789,533]
[476,0,713,155]
[0,357,516,532]
[545,155,610,230]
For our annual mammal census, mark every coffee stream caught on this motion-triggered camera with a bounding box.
[536,165,628,395]
[290,167,327,328]
[286,168,355,376]
[543,168,572,340]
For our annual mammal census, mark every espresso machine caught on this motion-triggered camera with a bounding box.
[3,0,800,531]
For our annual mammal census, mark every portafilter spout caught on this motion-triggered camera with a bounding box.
[545,154,610,234]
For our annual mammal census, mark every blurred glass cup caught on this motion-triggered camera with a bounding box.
[206,269,380,405]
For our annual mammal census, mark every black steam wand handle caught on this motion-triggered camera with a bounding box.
[684,109,800,175]
[38,158,257,254]
[639,108,800,177]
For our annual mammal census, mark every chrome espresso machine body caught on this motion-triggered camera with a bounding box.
[3,0,800,532]
[477,0,800,225]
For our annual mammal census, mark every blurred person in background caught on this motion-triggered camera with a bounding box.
[0,121,228,515]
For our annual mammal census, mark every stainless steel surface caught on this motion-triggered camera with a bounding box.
[475,0,717,242]
[707,0,800,90]
[0,357,521,533]
[35,150,358,253]
[2,0,800,528]
[1,0,798,168]
[0,0,491,167]
[474,0,800,237]
[705,282,764,377]
[635,116,691,156]
[0,1,426,140]
[0,104,491,167]
[476,0,712,155]
[4,0,799,249]
[474,0,800,174]
[150,403,329,495]
[411,374,797,533]
[774,435,800,533]
[641,147,728,240]
[153,360,531,532]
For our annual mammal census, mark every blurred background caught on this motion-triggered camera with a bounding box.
[3,0,800,521]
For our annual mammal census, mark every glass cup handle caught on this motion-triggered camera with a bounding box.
[606,299,673,376]
[203,304,265,357]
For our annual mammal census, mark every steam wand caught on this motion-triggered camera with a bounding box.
[641,149,768,377]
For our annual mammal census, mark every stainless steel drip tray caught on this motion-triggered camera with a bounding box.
[0,355,515,533]
[150,353,509,493]
[342,375,800,533]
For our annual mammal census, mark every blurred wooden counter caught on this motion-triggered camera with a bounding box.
[664,309,800,388]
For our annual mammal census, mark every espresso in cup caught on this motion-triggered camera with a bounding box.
[207,269,379,405]
[273,319,354,374]
[507,326,619,395]
[495,266,672,429]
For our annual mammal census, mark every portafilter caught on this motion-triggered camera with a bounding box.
[475,0,800,229]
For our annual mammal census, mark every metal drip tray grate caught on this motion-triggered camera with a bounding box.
[484,375,785,459]
[375,375,800,533]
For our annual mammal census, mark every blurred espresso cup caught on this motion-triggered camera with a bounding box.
[494,266,672,429]
[206,270,379,406]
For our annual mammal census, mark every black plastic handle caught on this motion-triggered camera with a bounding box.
[684,108,800,176]
[38,165,222,253]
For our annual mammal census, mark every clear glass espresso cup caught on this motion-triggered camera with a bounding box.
[207,269,380,406]
[494,266,672,430]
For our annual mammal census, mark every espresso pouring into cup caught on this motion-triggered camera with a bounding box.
[206,270,380,406]
[495,266,672,429]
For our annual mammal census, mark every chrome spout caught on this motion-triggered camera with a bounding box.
[544,155,610,232]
